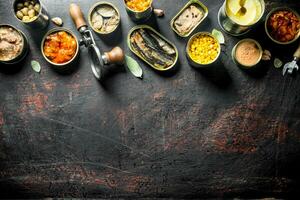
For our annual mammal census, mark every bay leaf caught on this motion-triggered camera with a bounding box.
[31,60,41,73]
[212,29,225,44]
[125,55,143,79]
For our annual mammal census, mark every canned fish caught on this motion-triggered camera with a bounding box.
[13,0,49,29]
[0,24,29,65]
[123,0,153,21]
[170,0,208,38]
[128,25,178,71]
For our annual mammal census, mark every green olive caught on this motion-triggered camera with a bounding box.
[21,7,29,16]
[28,9,35,18]
[22,16,31,22]
[34,4,40,12]
[16,10,24,19]
[16,3,23,10]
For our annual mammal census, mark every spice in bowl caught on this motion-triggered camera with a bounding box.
[14,0,41,23]
[90,3,120,34]
[0,25,24,62]
[125,0,152,12]
[187,33,220,65]
[233,39,262,67]
[266,9,300,44]
[43,31,77,64]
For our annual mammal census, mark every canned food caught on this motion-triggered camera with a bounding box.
[41,28,79,71]
[13,0,49,29]
[128,25,178,71]
[232,39,263,69]
[88,2,120,35]
[123,0,153,21]
[218,0,265,36]
[265,7,300,45]
[186,32,221,68]
[0,24,29,65]
[170,0,208,38]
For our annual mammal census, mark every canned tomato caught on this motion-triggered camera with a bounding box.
[13,0,49,29]
[123,0,153,21]
[0,24,29,65]
[41,28,79,71]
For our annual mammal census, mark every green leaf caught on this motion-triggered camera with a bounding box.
[31,60,41,73]
[274,58,283,68]
[212,29,225,44]
[125,55,143,79]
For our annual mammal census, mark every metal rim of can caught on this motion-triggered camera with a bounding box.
[265,7,300,45]
[186,32,221,67]
[41,28,79,67]
[231,38,263,68]
[224,0,265,27]
[127,25,178,71]
[12,0,43,24]
[123,0,153,14]
[0,24,28,64]
[170,0,208,38]
[88,2,121,35]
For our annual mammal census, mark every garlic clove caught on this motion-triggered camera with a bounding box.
[154,9,165,17]
[51,17,63,26]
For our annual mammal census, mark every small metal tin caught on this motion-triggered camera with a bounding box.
[88,2,120,35]
[0,24,29,65]
[265,7,300,45]
[170,0,208,38]
[218,0,265,36]
[123,0,153,22]
[127,25,178,71]
[41,28,79,71]
[186,32,221,68]
[231,38,263,69]
[13,0,49,30]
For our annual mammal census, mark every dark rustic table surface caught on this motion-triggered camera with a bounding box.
[1,0,300,198]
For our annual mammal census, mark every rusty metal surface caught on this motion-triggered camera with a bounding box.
[0,0,300,198]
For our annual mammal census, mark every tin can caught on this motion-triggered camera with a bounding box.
[186,32,221,68]
[265,7,300,45]
[231,39,263,69]
[123,0,153,22]
[13,0,49,29]
[170,0,208,38]
[127,25,178,71]
[41,28,79,71]
[88,2,121,35]
[0,24,29,65]
[218,0,265,36]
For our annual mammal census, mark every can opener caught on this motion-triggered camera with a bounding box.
[69,4,125,80]
[283,43,300,76]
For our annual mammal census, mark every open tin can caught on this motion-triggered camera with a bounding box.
[88,2,121,35]
[13,0,49,29]
[128,25,178,71]
[218,0,265,36]
[170,0,208,38]
[41,28,79,71]
[123,0,153,21]
[0,24,29,65]
[186,32,221,68]
[231,38,263,69]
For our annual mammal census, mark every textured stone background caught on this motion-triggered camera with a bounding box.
[0,0,300,198]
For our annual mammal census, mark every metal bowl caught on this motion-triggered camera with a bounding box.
[0,24,29,65]
[41,28,79,69]
[186,32,221,68]
[123,0,153,21]
[88,2,120,35]
[265,7,300,45]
